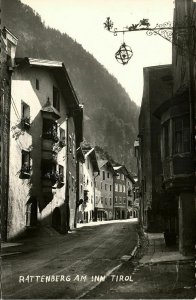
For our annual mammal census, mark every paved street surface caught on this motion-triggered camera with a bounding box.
[83,232,195,299]
[1,219,138,299]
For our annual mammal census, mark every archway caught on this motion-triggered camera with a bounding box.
[52,207,61,233]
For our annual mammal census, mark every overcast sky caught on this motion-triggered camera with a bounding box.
[20,0,174,106]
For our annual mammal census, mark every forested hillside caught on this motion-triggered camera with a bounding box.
[2,0,139,171]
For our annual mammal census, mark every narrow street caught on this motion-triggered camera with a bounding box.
[1,219,138,299]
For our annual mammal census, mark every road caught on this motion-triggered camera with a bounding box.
[1,219,138,299]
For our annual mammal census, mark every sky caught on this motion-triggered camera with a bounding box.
[20,0,174,106]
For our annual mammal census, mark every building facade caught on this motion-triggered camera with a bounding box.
[138,65,173,231]
[126,174,135,218]
[95,160,115,221]
[7,57,82,239]
[0,27,18,241]
[154,0,196,254]
[113,166,128,220]
[78,146,99,223]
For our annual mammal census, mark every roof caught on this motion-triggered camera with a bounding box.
[82,147,99,173]
[98,159,116,174]
[15,57,83,144]
[15,57,80,110]
[76,147,85,163]
[113,165,135,183]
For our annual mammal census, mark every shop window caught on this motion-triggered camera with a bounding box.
[173,115,190,154]
[21,101,30,128]
[42,119,58,142]
[53,86,60,111]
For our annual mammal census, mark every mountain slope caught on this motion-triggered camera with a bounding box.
[2,0,139,171]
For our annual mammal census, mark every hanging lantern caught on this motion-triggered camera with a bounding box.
[115,42,133,65]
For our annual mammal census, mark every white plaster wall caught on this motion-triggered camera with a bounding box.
[8,66,69,238]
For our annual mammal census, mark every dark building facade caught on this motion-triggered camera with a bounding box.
[138,65,173,231]
[154,0,196,255]
[0,27,18,241]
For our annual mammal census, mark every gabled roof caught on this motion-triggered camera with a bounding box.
[76,147,85,163]
[98,159,116,174]
[15,57,83,144]
[113,165,135,183]
[82,146,99,173]
[15,57,79,111]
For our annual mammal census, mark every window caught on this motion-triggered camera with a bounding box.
[173,115,190,154]
[53,86,60,111]
[91,195,93,203]
[36,79,39,90]
[72,138,75,158]
[59,128,65,147]
[105,184,107,190]
[58,165,64,183]
[119,184,122,192]
[101,182,102,189]
[110,185,112,191]
[121,174,124,180]
[105,198,107,205]
[163,120,170,157]
[43,119,58,142]
[115,197,117,203]
[123,185,126,193]
[102,171,105,180]
[21,101,30,128]
[123,197,126,204]
[107,172,110,178]
[110,198,112,205]
[69,135,72,153]
[96,196,98,204]
[42,161,57,182]
[116,173,120,179]
[80,184,83,195]
[101,197,103,204]
[119,197,122,204]
[115,183,118,192]
[21,150,30,174]
[87,158,90,169]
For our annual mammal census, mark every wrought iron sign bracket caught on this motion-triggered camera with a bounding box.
[104,17,196,65]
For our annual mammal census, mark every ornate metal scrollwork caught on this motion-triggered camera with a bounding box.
[146,22,173,42]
